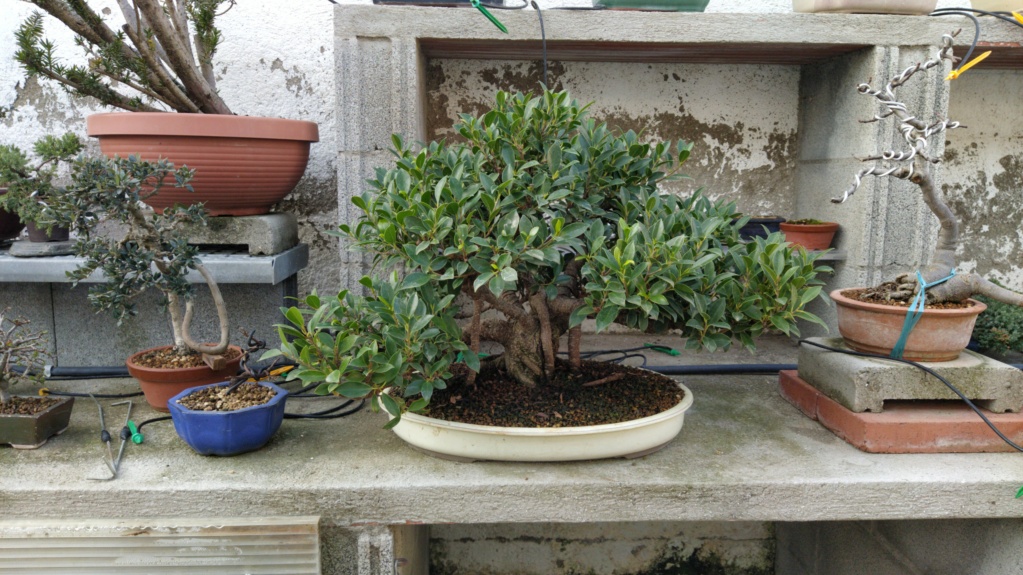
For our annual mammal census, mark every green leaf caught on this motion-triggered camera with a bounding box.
[284,307,304,328]
[400,272,431,291]
[595,305,619,332]
[336,381,373,398]
[379,393,401,417]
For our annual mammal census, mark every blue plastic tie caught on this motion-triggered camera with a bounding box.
[890,270,956,360]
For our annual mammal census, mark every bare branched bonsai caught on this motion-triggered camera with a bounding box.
[835,32,1023,307]
[273,90,829,418]
[60,155,230,358]
[16,0,235,113]
[0,310,48,406]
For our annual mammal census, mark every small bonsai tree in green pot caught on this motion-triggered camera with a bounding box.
[0,310,73,449]
[0,133,83,242]
[271,90,829,461]
[56,154,241,411]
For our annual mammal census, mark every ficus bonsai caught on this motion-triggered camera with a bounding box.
[59,154,231,358]
[835,32,1022,308]
[0,132,83,233]
[272,89,829,418]
[0,310,48,407]
[16,0,236,113]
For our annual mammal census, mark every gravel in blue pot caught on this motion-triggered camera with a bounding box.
[168,381,288,456]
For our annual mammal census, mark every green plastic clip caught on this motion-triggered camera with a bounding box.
[128,421,143,444]
[1016,484,1023,499]
[470,0,508,33]
[644,344,680,356]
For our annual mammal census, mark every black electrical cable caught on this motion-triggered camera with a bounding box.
[45,390,144,399]
[531,1,548,87]
[284,399,365,420]
[799,339,1023,453]
[137,415,172,431]
[931,7,1023,30]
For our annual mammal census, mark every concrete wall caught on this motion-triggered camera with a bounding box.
[945,70,1023,292]
[430,522,774,575]
[425,60,800,217]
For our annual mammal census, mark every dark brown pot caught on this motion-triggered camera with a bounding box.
[780,221,839,251]
[126,345,243,412]
[87,113,319,216]
[0,188,26,242]
[0,396,75,449]
[832,289,986,362]
[25,222,70,242]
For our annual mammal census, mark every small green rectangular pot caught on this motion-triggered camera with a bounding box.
[593,0,709,10]
[0,396,75,449]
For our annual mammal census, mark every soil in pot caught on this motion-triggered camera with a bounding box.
[422,360,684,427]
[843,283,976,310]
[133,346,242,369]
[0,396,60,416]
[176,383,276,411]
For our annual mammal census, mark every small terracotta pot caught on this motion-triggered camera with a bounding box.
[87,113,319,216]
[25,222,70,242]
[832,289,986,362]
[126,345,243,412]
[780,221,839,251]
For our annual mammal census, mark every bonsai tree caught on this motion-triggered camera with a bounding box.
[58,154,230,359]
[16,0,235,113]
[271,90,828,417]
[834,32,1022,308]
[0,132,83,233]
[0,310,48,408]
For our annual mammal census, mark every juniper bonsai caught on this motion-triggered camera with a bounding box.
[275,90,828,415]
[16,0,235,113]
[60,155,230,358]
[835,32,1023,307]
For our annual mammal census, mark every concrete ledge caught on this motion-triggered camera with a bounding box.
[178,213,299,256]
[0,244,309,285]
[798,337,1023,413]
[2,335,1020,526]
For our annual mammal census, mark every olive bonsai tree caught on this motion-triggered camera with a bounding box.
[16,0,235,113]
[273,90,828,417]
[60,154,230,359]
[0,132,83,235]
[0,310,48,408]
[834,32,1022,307]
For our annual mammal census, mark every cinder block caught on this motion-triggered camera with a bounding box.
[780,370,1023,453]
[177,214,298,255]
[797,337,1023,413]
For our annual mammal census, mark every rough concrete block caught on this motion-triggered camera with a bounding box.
[780,370,1023,453]
[178,214,299,255]
[777,519,1023,575]
[797,337,1023,413]
[7,240,75,257]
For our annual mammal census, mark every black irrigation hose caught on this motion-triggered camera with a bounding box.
[137,415,172,431]
[284,399,366,420]
[798,339,1023,454]
[45,390,144,399]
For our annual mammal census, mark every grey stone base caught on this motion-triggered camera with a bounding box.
[798,337,1023,413]
[178,213,298,255]
[8,239,75,257]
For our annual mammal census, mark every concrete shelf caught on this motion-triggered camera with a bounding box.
[0,244,309,285]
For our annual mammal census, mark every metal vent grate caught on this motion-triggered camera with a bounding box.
[0,516,320,575]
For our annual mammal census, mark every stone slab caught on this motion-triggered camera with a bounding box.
[797,337,1023,413]
[7,239,75,257]
[177,213,298,255]
[780,370,1023,453]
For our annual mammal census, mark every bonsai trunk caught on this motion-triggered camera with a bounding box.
[165,264,230,356]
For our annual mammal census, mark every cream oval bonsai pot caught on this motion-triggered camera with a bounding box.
[271,90,830,462]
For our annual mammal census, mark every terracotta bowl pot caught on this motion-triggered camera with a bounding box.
[780,221,839,251]
[831,289,986,362]
[87,113,319,216]
[126,345,243,412]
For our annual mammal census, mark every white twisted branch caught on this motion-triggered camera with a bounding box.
[833,33,963,204]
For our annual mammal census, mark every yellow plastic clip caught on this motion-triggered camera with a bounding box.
[38,388,49,396]
[946,50,991,81]
[1014,12,1023,25]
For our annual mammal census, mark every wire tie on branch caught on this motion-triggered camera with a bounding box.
[890,270,957,360]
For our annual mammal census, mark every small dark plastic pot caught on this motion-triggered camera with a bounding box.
[167,381,288,456]
[738,216,786,241]
[25,222,70,242]
[0,189,25,242]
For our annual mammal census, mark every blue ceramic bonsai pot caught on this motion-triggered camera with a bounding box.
[167,381,288,456]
